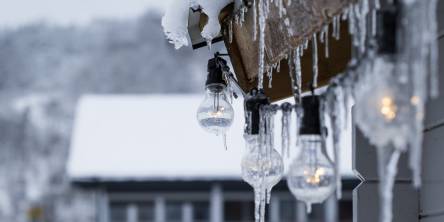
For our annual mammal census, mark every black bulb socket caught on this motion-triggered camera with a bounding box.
[377,0,400,55]
[244,88,270,135]
[300,95,321,135]
[206,57,228,87]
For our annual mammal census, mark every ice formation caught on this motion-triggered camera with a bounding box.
[162,0,234,49]
[281,103,292,158]
[198,0,234,47]
[161,1,191,49]
[242,105,284,222]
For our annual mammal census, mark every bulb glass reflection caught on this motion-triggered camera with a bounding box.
[287,135,335,212]
[196,83,234,135]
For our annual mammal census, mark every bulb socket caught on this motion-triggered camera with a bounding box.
[244,89,270,135]
[377,0,400,55]
[206,57,228,87]
[300,95,321,135]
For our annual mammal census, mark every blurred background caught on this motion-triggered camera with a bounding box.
[0,1,355,222]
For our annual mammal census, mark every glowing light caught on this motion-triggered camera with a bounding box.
[410,96,420,106]
[380,96,397,121]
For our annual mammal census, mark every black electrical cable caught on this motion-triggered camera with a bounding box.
[419,209,444,219]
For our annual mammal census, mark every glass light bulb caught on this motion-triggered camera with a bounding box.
[196,83,234,135]
[354,57,417,149]
[241,135,284,191]
[287,135,335,212]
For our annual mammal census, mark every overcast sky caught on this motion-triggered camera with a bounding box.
[0,0,171,27]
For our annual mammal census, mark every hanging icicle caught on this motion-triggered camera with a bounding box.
[257,0,267,90]
[311,33,319,88]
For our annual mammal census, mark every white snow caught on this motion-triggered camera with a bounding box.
[162,0,191,49]
[162,0,234,49]
[68,95,355,182]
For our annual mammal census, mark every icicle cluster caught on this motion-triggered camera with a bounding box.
[353,1,439,221]
[321,76,353,200]
[242,105,284,222]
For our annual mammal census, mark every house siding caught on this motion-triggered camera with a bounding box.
[419,0,444,220]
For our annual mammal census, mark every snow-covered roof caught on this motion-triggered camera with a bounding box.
[68,95,354,182]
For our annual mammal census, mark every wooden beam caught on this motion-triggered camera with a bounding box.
[220,0,354,101]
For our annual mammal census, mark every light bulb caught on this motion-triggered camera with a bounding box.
[354,57,418,149]
[196,83,234,135]
[287,135,335,212]
[241,134,284,222]
[241,135,284,190]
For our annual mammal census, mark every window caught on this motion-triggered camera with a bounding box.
[138,202,155,222]
[193,201,210,222]
[224,200,255,222]
[307,204,324,222]
[110,203,127,222]
[109,202,154,222]
[279,200,296,222]
[165,201,183,222]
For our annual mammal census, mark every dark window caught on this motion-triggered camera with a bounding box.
[224,201,256,222]
[339,200,353,222]
[110,203,127,222]
[166,201,183,222]
[193,201,210,222]
[138,202,155,222]
[279,200,296,222]
[307,203,324,222]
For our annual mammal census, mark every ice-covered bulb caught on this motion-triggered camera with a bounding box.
[287,135,335,213]
[196,83,234,135]
[241,135,284,190]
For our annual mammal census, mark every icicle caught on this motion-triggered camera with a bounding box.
[223,133,228,150]
[266,188,272,204]
[312,34,319,88]
[260,187,266,222]
[324,25,330,58]
[306,203,312,214]
[267,66,273,88]
[253,0,257,41]
[428,0,439,98]
[295,47,302,103]
[332,15,338,37]
[348,4,356,36]
[281,104,291,158]
[276,60,281,73]
[303,38,309,50]
[206,39,212,51]
[358,0,369,53]
[229,19,233,44]
[375,0,381,9]
[371,9,377,37]
[377,148,401,222]
[257,0,266,90]
[254,189,261,222]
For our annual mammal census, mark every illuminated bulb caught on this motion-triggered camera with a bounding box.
[287,135,335,212]
[380,96,397,121]
[196,83,234,135]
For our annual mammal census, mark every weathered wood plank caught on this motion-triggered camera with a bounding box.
[220,0,354,100]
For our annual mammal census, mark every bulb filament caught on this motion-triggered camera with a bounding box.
[380,96,397,121]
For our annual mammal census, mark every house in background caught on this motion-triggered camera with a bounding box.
[67,95,359,222]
